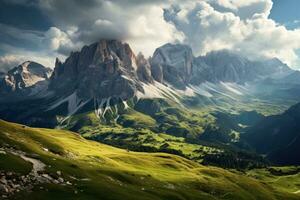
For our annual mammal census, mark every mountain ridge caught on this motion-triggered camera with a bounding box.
[0,40,293,100]
[0,39,298,130]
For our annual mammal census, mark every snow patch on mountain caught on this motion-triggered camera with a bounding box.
[189,82,251,99]
[47,92,88,116]
[189,85,213,98]
[94,97,116,121]
[220,82,244,96]
[122,100,130,109]
[137,81,180,102]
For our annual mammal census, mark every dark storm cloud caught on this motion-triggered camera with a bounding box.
[37,0,104,27]
[0,0,52,30]
[0,0,53,71]
[0,0,299,72]
[0,0,182,72]
[0,23,43,51]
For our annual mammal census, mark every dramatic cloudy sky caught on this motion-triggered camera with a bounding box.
[0,0,300,72]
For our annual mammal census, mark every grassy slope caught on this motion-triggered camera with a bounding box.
[0,152,32,175]
[71,100,265,169]
[65,99,222,164]
[247,167,300,196]
[81,124,222,163]
[0,120,299,200]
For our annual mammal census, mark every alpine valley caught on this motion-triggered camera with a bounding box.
[1,40,300,200]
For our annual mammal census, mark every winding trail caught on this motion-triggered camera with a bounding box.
[10,151,46,176]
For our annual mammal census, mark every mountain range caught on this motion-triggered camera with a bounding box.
[0,40,293,99]
[1,39,300,199]
[1,39,300,166]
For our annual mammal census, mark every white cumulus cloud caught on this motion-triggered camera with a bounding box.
[164,0,300,68]
[37,0,184,57]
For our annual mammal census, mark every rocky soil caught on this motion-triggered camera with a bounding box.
[0,148,71,199]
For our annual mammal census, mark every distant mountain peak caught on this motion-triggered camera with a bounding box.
[151,44,292,87]
[0,61,52,95]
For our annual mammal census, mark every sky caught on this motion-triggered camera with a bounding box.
[0,0,300,72]
[270,0,300,29]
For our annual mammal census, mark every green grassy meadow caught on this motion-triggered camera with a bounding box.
[0,120,299,199]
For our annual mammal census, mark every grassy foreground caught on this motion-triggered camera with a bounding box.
[0,120,299,200]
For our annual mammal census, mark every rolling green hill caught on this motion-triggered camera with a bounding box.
[0,119,299,199]
[61,98,268,169]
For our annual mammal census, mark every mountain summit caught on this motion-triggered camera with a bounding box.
[0,61,52,96]
[49,40,149,100]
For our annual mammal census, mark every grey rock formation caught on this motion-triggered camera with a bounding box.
[151,43,194,89]
[0,61,52,95]
[50,40,145,100]
[151,45,292,87]
[195,51,291,84]
[150,62,163,83]
[196,50,249,83]
[136,53,153,83]
[278,71,300,84]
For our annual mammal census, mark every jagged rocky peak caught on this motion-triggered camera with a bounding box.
[151,43,194,89]
[0,61,52,94]
[150,45,293,86]
[253,57,291,75]
[200,50,248,69]
[51,40,136,80]
[49,39,144,100]
[152,43,194,71]
[197,50,250,83]
[194,50,292,84]
[136,52,153,83]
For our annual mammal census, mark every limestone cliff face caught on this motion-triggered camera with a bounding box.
[136,53,153,84]
[151,43,194,89]
[49,40,147,100]
[151,45,291,87]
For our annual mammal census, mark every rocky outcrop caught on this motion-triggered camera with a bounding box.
[0,147,71,199]
[0,61,52,95]
[151,45,291,87]
[151,43,194,89]
[136,53,153,83]
[150,62,164,83]
[49,40,145,100]
[195,51,290,84]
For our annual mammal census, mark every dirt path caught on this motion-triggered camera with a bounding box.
[10,151,46,176]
